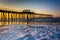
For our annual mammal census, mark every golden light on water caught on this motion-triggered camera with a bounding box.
[0,8,53,26]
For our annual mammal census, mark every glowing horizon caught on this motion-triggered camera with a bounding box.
[0,0,60,17]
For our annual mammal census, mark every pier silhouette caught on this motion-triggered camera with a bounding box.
[0,8,53,26]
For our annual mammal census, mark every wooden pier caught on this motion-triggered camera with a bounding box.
[0,9,53,26]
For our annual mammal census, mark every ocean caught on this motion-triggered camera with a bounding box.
[0,22,60,40]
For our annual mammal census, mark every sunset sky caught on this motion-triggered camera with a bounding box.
[0,0,60,17]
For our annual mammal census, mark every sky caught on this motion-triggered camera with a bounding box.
[0,0,60,17]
